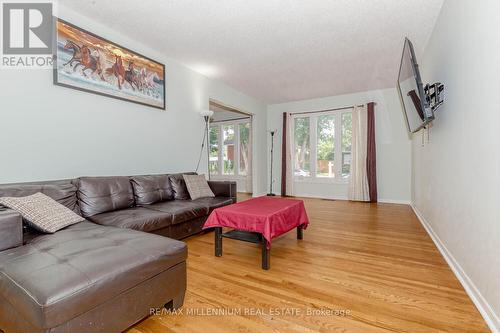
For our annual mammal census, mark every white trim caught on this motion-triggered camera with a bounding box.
[411,204,500,333]
[377,198,411,205]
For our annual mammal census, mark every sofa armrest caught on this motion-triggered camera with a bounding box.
[207,181,237,202]
[0,208,23,251]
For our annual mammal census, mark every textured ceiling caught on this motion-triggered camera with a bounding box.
[61,0,444,103]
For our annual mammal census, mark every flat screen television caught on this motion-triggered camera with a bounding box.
[397,38,435,133]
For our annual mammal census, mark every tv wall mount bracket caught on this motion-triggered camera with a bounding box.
[424,82,445,113]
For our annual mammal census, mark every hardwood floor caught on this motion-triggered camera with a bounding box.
[128,194,489,333]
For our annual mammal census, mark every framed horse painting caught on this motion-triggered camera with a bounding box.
[53,18,166,110]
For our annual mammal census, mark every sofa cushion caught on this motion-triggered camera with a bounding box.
[0,193,85,233]
[183,174,214,200]
[77,176,134,218]
[0,209,23,251]
[168,174,192,200]
[145,200,208,225]
[130,175,174,205]
[191,197,234,212]
[0,221,187,330]
[207,180,237,201]
[89,207,173,232]
[0,181,80,214]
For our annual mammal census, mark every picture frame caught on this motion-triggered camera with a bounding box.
[53,18,166,110]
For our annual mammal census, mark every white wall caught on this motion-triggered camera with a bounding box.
[0,5,267,196]
[412,0,500,330]
[267,88,411,203]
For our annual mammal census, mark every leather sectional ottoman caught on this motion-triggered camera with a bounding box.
[0,222,186,333]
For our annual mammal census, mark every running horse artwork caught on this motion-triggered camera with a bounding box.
[62,40,82,67]
[124,61,141,91]
[106,55,126,89]
[54,18,166,110]
[63,41,105,81]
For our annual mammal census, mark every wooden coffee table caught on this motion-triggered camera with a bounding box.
[203,196,309,270]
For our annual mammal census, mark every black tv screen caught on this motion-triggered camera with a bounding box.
[397,38,434,133]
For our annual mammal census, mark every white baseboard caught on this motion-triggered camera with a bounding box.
[260,194,411,204]
[258,193,412,204]
[411,204,500,333]
[291,193,348,201]
[378,198,411,204]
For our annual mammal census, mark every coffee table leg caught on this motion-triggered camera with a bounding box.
[297,225,303,240]
[262,240,270,270]
[215,227,222,257]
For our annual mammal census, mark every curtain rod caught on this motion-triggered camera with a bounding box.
[290,103,375,116]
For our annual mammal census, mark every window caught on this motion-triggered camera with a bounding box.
[222,125,235,175]
[341,113,352,179]
[239,122,250,176]
[316,115,335,177]
[210,119,251,178]
[293,117,311,176]
[209,126,219,174]
[292,109,352,181]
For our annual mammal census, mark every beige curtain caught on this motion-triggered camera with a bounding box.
[348,105,370,201]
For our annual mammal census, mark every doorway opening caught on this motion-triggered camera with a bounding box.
[209,100,253,194]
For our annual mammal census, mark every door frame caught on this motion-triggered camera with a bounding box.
[209,99,254,194]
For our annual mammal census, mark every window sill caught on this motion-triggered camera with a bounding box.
[211,175,247,180]
[293,177,350,185]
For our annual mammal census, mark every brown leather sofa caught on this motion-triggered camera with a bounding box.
[0,173,236,333]
[80,173,236,239]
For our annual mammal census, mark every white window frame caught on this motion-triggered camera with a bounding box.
[291,109,352,184]
[210,119,251,179]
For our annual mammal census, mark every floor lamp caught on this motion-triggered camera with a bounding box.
[199,110,214,179]
[267,130,276,196]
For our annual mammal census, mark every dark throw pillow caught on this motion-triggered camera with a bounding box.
[168,174,191,200]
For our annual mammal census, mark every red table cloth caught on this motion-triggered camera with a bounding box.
[203,196,309,248]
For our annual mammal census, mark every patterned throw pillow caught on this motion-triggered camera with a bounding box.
[0,192,84,233]
[182,174,215,200]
